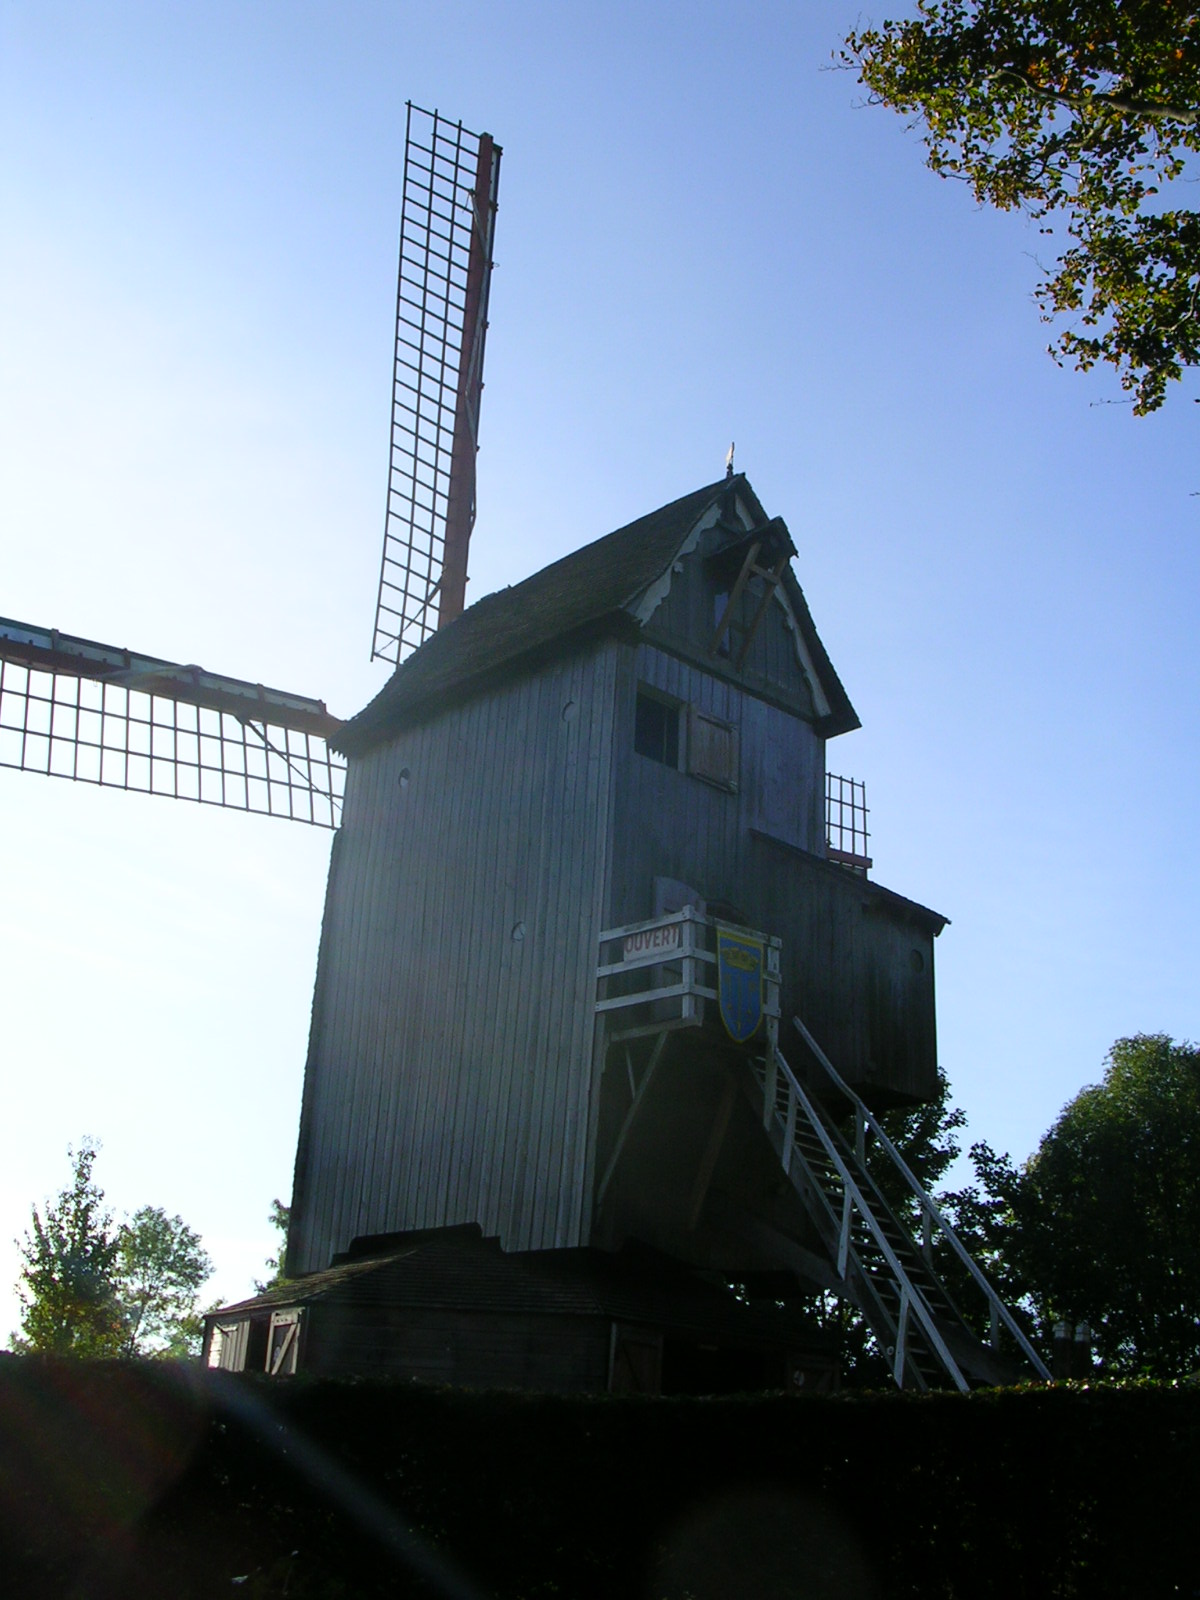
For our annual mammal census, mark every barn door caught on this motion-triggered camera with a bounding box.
[609,1323,663,1395]
[266,1309,303,1376]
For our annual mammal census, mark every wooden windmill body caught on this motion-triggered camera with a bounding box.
[254,467,1020,1396]
[0,108,1048,1393]
[291,473,937,1271]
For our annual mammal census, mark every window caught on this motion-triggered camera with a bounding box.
[634,690,680,768]
[635,687,739,791]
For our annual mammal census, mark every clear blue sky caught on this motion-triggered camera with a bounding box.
[1,0,1196,1334]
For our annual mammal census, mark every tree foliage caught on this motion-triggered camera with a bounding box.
[254,1197,291,1294]
[828,1038,1200,1384]
[116,1206,213,1357]
[13,1141,123,1355]
[12,1143,212,1357]
[843,1,1200,412]
[873,1065,968,1215]
[1004,1034,1200,1376]
[935,1136,1034,1315]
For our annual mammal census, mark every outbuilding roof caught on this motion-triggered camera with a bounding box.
[336,475,858,755]
[207,1225,827,1350]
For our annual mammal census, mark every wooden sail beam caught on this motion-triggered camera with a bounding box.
[0,616,345,828]
[708,538,761,656]
[372,105,502,664]
[439,130,501,628]
[0,617,342,736]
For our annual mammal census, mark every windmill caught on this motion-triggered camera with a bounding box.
[0,104,500,827]
[4,103,1046,1394]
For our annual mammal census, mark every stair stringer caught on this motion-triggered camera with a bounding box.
[739,1027,1036,1390]
[738,1049,963,1390]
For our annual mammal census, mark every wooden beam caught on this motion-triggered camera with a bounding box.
[687,1075,737,1230]
[708,539,761,655]
[595,1032,669,1210]
[734,553,790,670]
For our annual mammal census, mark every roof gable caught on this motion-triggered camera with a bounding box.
[336,476,857,755]
[635,505,852,722]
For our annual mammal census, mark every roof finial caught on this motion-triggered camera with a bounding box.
[725,441,735,479]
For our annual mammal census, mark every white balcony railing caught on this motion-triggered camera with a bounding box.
[595,907,781,1042]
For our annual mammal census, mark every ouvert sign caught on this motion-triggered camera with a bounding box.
[622,924,681,960]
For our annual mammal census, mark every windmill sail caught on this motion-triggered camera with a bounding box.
[0,105,499,820]
[371,104,502,666]
[0,618,345,827]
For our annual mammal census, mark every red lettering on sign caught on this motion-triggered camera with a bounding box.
[622,923,681,960]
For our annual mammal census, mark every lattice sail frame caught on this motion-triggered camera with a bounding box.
[0,623,345,829]
[371,103,502,666]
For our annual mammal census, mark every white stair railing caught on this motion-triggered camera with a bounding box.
[791,1016,1051,1383]
[760,1039,969,1390]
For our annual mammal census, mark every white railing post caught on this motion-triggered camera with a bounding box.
[681,905,697,1023]
[763,1045,778,1131]
[782,1077,797,1175]
[765,939,781,1024]
[893,1286,911,1386]
[837,1188,853,1279]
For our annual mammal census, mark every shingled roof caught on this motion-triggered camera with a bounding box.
[336,475,856,755]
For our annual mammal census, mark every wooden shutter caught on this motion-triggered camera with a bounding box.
[687,708,739,791]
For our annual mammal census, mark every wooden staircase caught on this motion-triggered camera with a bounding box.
[592,908,1048,1390]
[744,1017,1051,1391]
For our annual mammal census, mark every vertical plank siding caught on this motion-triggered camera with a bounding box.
[289,644,618,1275]
[611,642,824,919]
[291,523,942,1279]
[610,642,938,1104]
[750,833,938,1103]
[303,1307,612,1391]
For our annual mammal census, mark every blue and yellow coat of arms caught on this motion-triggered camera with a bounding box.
[716,927,765,1043]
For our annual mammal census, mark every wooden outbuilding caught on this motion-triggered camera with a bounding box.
[204,1225,837,1394]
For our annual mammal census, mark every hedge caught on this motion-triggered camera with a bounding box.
[1,1357,1197,1599]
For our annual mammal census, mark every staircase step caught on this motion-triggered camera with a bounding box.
[748,1040,1043,1390]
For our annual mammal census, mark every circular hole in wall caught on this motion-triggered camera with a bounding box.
[910,948,925,973]
[511,922,526,942]
[397,768,410,791]
[561,699,578,723]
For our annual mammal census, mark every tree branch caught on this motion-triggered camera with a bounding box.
[990,68,1200,127]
